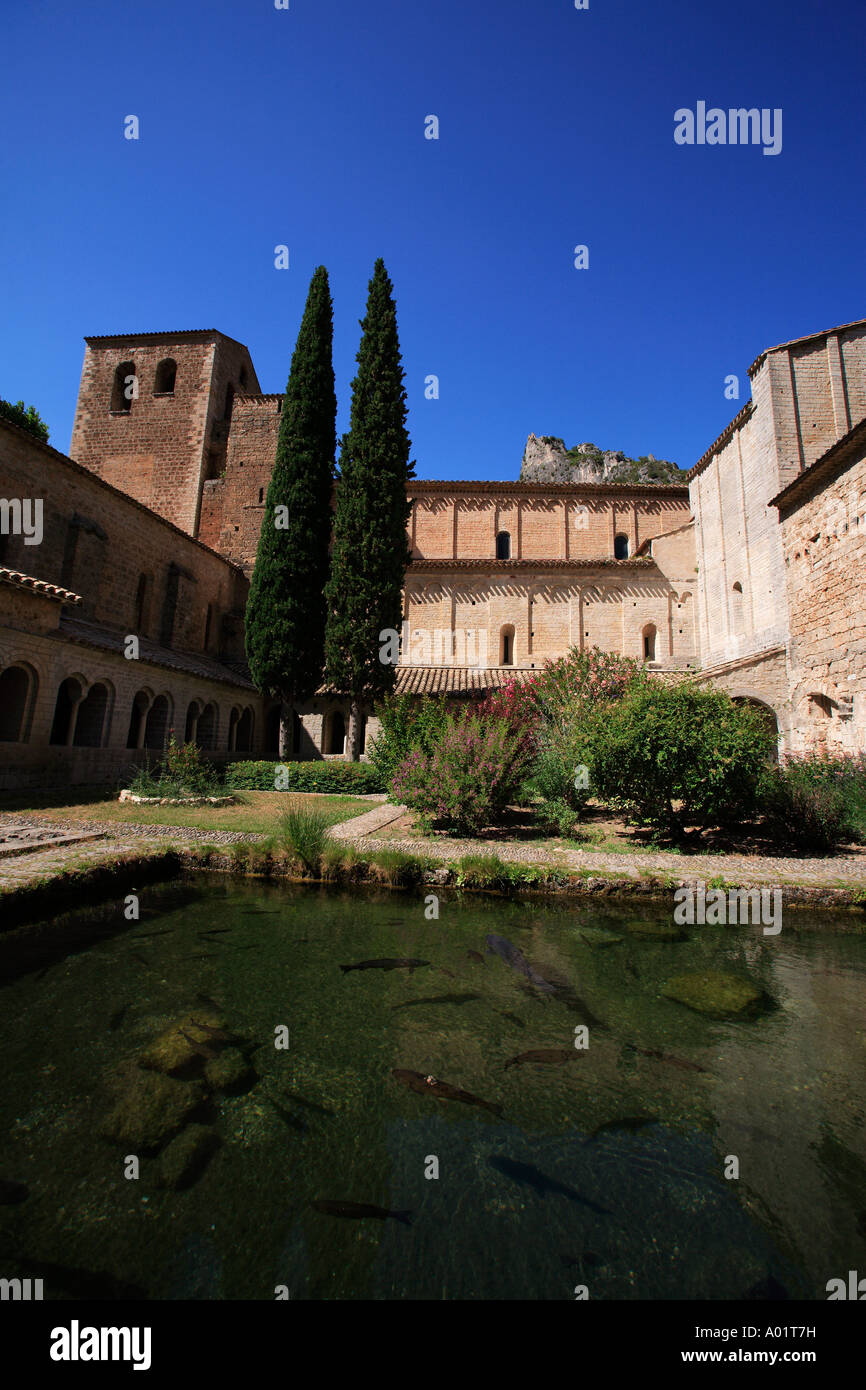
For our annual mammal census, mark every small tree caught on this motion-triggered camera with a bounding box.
[245,267,337,755]
[324,259,414,759]
[0,399,49,442]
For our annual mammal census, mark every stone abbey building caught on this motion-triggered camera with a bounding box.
[1,317,864,789]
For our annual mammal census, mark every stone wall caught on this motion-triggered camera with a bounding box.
[689,321,866,740]
[0,419,249,660]
[775,425,866,754]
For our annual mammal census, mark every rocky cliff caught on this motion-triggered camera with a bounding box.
[520,433,685,485]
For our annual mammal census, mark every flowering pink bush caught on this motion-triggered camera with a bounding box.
[392,712,532,835]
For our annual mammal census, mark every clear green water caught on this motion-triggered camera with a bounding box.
[1,875,865,1300]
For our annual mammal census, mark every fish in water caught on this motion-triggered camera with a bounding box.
[485,934,556,994]
[488,1156,612,1214]
[745,1274,789,1300]
[504,1048,576,1070]
[466,950,486,964]
[625,962,639,979]
[195,992,221,1008]
[279,1089,335,1117]
[311,1200,412,1226]
[624,1044,707,1074]
[392,1068,503,1118]
[0,1179,29,1205]
[498,1011,526,1029]
[391,992,481,1012]
[197,928,232,937]
[437,966,457,980]
[179,1029,218,1060]
[586,1115,656,1141]
[539,983,604,1030]
[189,1018,234,1042]
[265,1094,306,1134]
[108,1006,128,1032]
[340,958,429,974]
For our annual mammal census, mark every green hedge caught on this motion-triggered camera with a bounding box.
[223,760,384,794]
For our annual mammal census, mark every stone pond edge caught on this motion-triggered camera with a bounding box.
[0,842,864,930]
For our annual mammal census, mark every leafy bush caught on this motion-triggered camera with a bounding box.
[477,676,542,752]
[526,647,646,832]
[367,694,451,793]
[763,753,866,851]
[224,759,384,794]
[0,398,50,442]
[590,682,776,838]
[127,734,222,797]
[392,712,532,836]
[367,849,426,887]
[277,798,330,870]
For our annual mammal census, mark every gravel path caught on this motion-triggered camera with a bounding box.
[1,808,864,895]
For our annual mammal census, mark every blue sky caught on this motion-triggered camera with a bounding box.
[1,0,863,479]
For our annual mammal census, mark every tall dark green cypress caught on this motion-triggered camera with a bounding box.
[324,259,414,759]
[245,266,336,756]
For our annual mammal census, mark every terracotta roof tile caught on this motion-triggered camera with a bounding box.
[0,567,82,604]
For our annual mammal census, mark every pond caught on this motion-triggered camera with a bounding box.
[0,875,864,1301]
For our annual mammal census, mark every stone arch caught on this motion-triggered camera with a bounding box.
[641,622,657,662]
[49,674,85,746]
[197,701,217,751]
[126,688,154,749]
[110,361,135,413]
[73,679,113,748]
[184,699,203,745]
[143,693,172,751]
[499,624,515,666]
[154,358,177,394]
[495,530,511,560]
[614,533,630,559]
[235,706,254,753]
[0,664,38,745]
[730,692,780,760]
[0,663,38,742]
[324,708,346,755]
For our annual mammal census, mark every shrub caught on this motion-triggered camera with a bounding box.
[763,756,860,851]
[127,734,222,797]
[526,647,646,831]
[392,712,532,836]
[477,676,542,752]
[590,681,776,838]
[277,798,330,870]
[224,759,384,794]
[367,694,451,793]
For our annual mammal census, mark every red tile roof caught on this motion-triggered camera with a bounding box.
[0,567,82,604]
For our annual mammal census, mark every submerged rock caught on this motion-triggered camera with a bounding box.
[137,1010,229,1077]
[626,920,686,942]
[204,1047,254,1093]
[156,1124,220,1190]
[661,970,765,1018]
[99,1069,208,1153]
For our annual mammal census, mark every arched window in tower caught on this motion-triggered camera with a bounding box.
[496,531,511,560]
[642,623,657,662]
[110,361,136,413]
[614,533,630,559]
[500,625,515,666]
[154,358,177,394]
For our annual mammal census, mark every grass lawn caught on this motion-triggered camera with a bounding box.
[0,789,374,835]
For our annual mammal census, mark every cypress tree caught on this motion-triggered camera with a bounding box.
[325,259,414,759]
[245,266,336,756]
